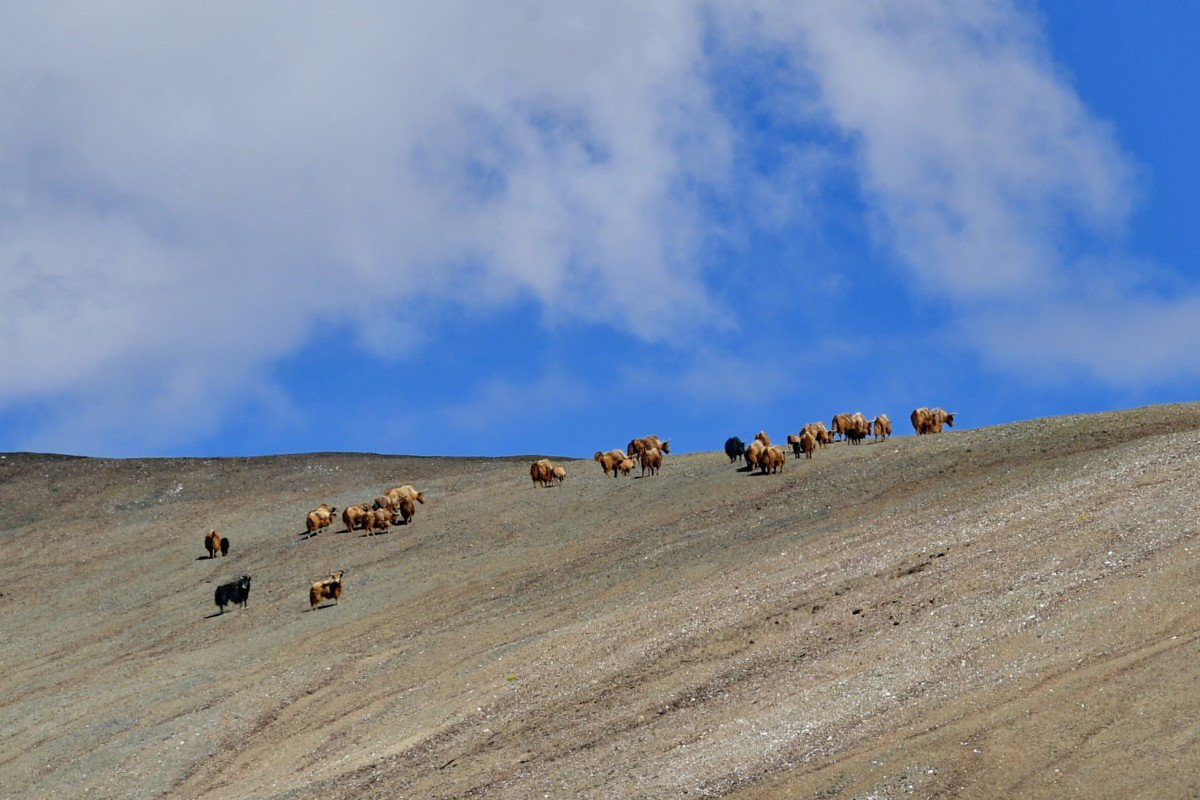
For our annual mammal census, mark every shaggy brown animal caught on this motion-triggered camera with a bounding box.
[831,413,853,441]
[309,570,344,610]
[627,436,670,459]
[305,504,337,536]
[617,458,636,476]
[759,445,786,474]
[912,407,956,435]
[372,494,398,513]
[803,422,832,448]
[363,508,392,536]
[846,412,870,445]
[754,431,771,447]
[800,430,817,459]
[530,459,555,487]
[745,439,765,470]
[639,447,663,477]
[594,450,624,477]
[387,485,426,505]
[342,504,372,533]
[552,465,567,485]
[873,414,892,441]
[204,529,229,559]
[396,496,416,525]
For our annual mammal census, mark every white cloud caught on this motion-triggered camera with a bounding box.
[0,2,737,449]
[0,1,1187,452]
[737,0,1134,297]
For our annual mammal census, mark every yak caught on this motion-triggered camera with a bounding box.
[214,574,251,614]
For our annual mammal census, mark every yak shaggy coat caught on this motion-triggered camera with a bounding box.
[310,570,344,610]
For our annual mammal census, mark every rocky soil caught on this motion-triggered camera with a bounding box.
[2,404,1199,799]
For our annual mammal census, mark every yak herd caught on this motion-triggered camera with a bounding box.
[204,483,426,614]
[205,407,953,614]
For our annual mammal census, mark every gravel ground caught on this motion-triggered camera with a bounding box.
[1,404,1199,799]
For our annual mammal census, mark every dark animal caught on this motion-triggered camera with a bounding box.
[787,433,803,458]
[724,437,745,464]
[214,574,252,613]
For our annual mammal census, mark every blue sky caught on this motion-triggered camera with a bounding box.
[2,2,1198,458]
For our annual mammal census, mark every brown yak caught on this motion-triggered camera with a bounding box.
[342,504,372,533]
[552,465,567,484]
[800,431,817,459]
[594,450,624,477]
[745,439,765,470]
[639,446,663,477]
[617,457,636,476]
[803,422,831,448]
[396,496,416,525]
[846,412,870,444]
[627,436,670,459]
[204,529,229,558]
[387,484,426,505]
[305,504,337,536]
[309,570,344,610]
[873,414,892,441]
[530,458,555,487]
[759,445,786,474]
[912,407,956,434]
[362,508,391,536]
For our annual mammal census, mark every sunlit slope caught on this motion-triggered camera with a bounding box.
[2,404,1199,799]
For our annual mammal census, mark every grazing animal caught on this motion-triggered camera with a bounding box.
[617,457,636,476]
[912,407,956,435]
[627,436,670,459]
[373,494,398,513]
[724,436,745,464]
[846,412,870,444]
[396,496,416,525]
[214,574,251,614]
[387,485,426,505]
[800,430,817,459]
[873,414,892,441]
[745,439,765,470]
[759,445,786,474]
[552,465,567,485]
[204,529,229,559]
[363,508,392,535]
[306,504,337,536]
[831,414,853,441]
[787,433,803,458]
[530,458,555,487]
[594,450,624,477]
[639,446,663,477]
[755,431,771,447]
[309,570,344,610]
[803,422,831,448]
[342,504,372,532]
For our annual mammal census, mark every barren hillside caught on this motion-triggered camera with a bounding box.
[3,405,1200,799]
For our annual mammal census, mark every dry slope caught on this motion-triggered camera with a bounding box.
[1,404,1199,799]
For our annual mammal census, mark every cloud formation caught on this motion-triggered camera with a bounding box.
[0,1,1183,453]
